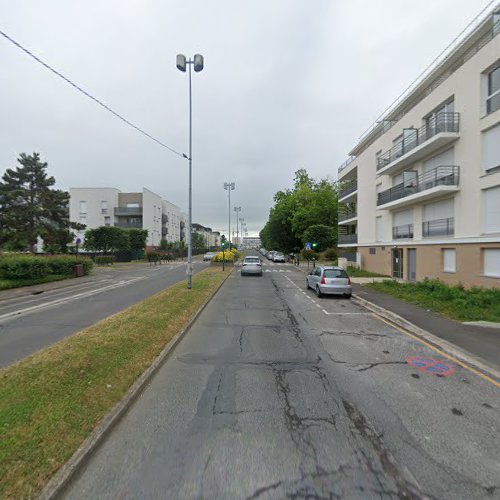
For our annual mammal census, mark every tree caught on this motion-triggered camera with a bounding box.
[128,229,148,252]
[0,153,77,252]
[191,232,206,249]
[259,169,338,252]
[84,226,129,254]
[301,224,336,252]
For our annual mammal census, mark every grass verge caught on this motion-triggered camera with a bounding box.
[366,279,500,322]
[0,275,70,291]
[346,266,389,278]
[0,267,230,499]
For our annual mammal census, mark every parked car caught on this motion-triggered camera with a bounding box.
[203,252,217,261]
[306,266,352,298]
[241,255,263,276]
[266,251,276,260]
[272,252,285,263]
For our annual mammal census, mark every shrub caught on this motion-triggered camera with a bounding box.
[322,248,337,261]
[0,254,93,279]
[0,255,49,279]
[213,251,236,262]
[95,255,116,266]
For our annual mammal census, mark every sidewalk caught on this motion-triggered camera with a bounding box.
[290,260,500,370]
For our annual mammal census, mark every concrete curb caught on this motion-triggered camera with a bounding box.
[38,268,233,500]
[352,294,500,383]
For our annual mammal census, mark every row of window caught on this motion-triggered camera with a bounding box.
[442,248,500,278]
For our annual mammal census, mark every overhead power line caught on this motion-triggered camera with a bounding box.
[0,29,184,158]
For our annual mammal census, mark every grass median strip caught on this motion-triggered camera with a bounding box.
[0,267,230,499]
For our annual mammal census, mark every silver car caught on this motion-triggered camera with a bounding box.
[306,266,352,298]
[272,252,285,262]
[241,256,263,276]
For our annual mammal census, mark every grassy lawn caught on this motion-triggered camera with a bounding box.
[367,279,500,323]
[0,267,230,499]
[346,266,389,278]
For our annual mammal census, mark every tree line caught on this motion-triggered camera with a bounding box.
[259,169,340,254]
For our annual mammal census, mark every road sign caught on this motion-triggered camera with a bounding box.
[406,356,455,376]
[305,242,311,250]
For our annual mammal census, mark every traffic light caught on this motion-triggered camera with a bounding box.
[311,242,318,249]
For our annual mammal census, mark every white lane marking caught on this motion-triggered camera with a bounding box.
[322,309,328,314]
[0,276,147,321]
[315,304,321,308]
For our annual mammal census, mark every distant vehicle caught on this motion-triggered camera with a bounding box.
[272,252,285,262]
[259,248,267,255]
[306,266,352,298]
[241,255,262,276]
[266,251,276,260]
[203,252,217,262]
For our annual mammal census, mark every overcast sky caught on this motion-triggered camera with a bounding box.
[0,0,494,237]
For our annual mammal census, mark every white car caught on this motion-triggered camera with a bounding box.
[203,252,216,262]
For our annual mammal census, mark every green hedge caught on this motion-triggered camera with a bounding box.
[0,254,93,280]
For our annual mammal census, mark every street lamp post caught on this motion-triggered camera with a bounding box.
[176,53,204,290]
[224,182,235,249]
[234,206,241,247]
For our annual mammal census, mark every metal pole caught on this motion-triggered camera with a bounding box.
[228,186,231,250]
[187,61,193,289]
[236,212,239,248]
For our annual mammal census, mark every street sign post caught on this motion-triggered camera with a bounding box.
[305,242,311,250]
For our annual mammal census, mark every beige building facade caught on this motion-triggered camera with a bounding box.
[338,6,500,288]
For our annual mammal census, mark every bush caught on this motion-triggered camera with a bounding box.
[0,254,93,279]
[213,251,236,262]
[301,249,316,261]
[95,255,116,266]
[322,248,337,261]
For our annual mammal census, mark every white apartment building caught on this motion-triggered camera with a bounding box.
[70,187,180,248]
[337,6,500,288]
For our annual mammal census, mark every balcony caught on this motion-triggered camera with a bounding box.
[423,217,454,238]
[338,156,356,176]
[377,113,460,175]
[338,180,358,202]
[377,166,460,210]
[115,222,142,229]
[162,214,169,224]
[338,206,357,224]
[162,227,168,236]
[392,224,414,240]
[338,233,358,245]
[114,206,142,216]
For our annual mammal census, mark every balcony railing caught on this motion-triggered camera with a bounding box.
[115,222,142,229]
[338,207,357,222]
[339,180,358,200]
[392,224,414,239]
[377,165,459,206]
[338,233,358,244]
[377,113,460,170]
[422,217,454,237]
[487,92,500,115]
[162,214,169,224]
[114,206,142,216]
[338,156,356,174]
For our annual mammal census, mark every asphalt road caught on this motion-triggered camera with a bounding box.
[64,258,499,499]
[0,260,210,367]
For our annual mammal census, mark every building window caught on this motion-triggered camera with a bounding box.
[101,201,108,214]
[104,216,111,226]
[79,201,87,214]
[369,247,376,255]
[486,62,500,114]
[79,215,87,224]
[442,249,456,273]
[483,248,500,277]
[483,186,500,233]
[482,124,500,172]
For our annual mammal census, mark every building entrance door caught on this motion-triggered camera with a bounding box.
[392,248,403,278]
[407,249,416,281]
